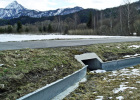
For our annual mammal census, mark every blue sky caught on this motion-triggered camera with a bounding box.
[0,0,139,11]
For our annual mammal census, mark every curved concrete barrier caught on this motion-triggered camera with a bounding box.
[17,66,87,100]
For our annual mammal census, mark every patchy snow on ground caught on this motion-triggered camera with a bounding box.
[109,68,140,77]
[136,81,140,83]
[113,84,137,94]
[0,34,139,42]
[105,46,110,48]
[128,45,140,49]
[109,97,113,99]
[0,64,4,67]
[116,96,124,100]
[91,70,106,73]
[124,54,140,58]
[116,46,120,49]
[108,71,118,76]
[124,55,131,58]
[119,68,140,76]
[96,96,104,100]
[108,66,140,96]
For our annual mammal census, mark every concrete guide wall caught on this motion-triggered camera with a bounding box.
[102,57,140,71]
[75,53,140,71]
[17,66,87,100]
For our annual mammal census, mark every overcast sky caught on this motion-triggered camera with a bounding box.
[0,0,139,11]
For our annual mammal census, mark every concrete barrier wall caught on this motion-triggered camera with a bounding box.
[102,57,140,71]
[17,66,87,100]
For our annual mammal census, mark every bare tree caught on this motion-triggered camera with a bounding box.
[119,5,123,33]
[100,10,103,28]
[110,10,113,32]
[123,0,138,35]
[126,0,131,33]
[94,16,96,30]
[73,13,79,29]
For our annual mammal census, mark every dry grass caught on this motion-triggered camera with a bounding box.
[64,65,140,100]
[0,41,140,99]
[68,29,96,35]
[0,48,82,100]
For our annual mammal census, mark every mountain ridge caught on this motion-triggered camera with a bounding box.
[0,1,83,19]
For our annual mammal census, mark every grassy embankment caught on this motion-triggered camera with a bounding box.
[65,65,140,100]
[0,41,140,99]
[64,42,140,100]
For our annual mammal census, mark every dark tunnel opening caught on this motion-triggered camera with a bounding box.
[82,58,102,71]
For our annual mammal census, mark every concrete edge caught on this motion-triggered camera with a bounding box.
[75,53,103,66]
[17,66,88,100]
[75,53,140,71]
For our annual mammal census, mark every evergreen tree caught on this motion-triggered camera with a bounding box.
[87,12,93,29]
[0,28,5,33]
[17,21,22,32]
[25,28,29,32]
[7,25,13,33]
[64,26,68,34]
[43,26,47,32]
[38,27,43,33]
[47,24,53,33]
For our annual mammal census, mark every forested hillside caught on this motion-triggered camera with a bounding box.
[0,0,140,36]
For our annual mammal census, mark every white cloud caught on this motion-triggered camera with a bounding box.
[0,0,13,8]
[19,0,56,11]
[66,0,138,9]
[0,0,58,11]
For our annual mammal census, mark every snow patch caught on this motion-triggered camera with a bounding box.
[129,91,133,93]
[124,54,140,58]
[54,8,64,15]
[0,64,4,67]
[0,34,138,42]
[128,45,140,49]
[91,70,106,73]
[54,68,56,71]
[124,55,131,58]
[113,84,137,94]
[5,1,25,10]
[109,68,140,77]
[109,97,113,99]
[96,96,103,100]
[116,96,124,100]
[80,77,87,83]
[136,81,140,83]
[108,71,118,76]
[106,46,110,48]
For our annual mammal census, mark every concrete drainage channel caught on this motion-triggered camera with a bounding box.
[76,53,140,71]
[17,53,140,100]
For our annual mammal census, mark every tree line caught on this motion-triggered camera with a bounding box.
[0,0,140,36]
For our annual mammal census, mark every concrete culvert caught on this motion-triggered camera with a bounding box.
[75,53,140,71]
[82,58,102,70]
[75,53,103,71]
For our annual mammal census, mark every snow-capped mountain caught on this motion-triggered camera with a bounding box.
[5,1,26,10]
[0,1,83,19]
